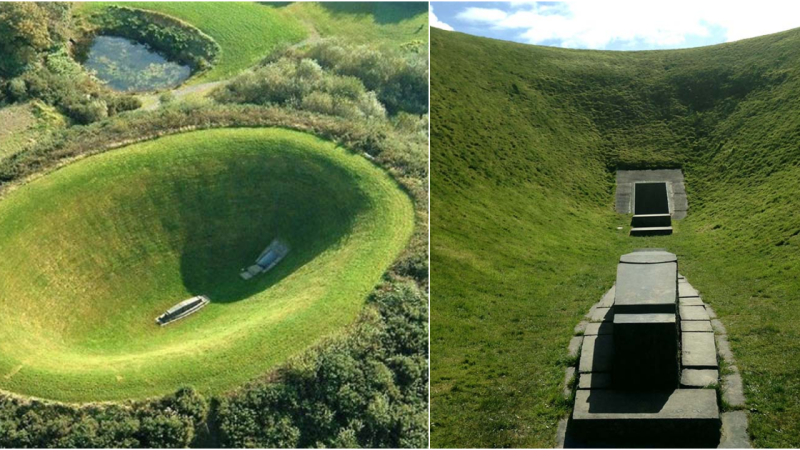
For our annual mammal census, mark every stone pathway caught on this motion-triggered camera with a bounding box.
[557,274,751,448]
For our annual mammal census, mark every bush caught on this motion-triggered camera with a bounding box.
[273,39,429,115]
[217,281,428,448]
[8,78,27,101]
[213,58,387,120]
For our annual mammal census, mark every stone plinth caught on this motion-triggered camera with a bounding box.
[613,313,678,389]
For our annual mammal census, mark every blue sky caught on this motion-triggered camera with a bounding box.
[430,2,800,51]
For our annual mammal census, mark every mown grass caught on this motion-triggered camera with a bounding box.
[432,27,800,448]
[0,127,414,402]
[76,2,308,83]
[277,2,428,48]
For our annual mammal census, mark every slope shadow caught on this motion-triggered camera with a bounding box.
[170,149,371,304]
[320,2,427,24]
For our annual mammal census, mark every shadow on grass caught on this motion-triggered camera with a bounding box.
[320,2,427,24]
[172,148,371,304]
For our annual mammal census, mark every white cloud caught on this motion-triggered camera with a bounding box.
[452,1,800,49]
[430,4,454,31]
[456,7,509,24]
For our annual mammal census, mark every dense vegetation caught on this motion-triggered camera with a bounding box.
[0,3,141,124]
[432,27,800,447]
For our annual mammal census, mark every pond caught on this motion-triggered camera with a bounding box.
[82,36,191,92]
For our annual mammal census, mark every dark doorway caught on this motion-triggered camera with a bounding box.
[634,182,669,215]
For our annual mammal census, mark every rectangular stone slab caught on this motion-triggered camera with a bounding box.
[586,306,614,322]
[682,332,718,368]
[615,261,677,314]
[679,282,700,298]
[679,297,704,306]
[613,314,678,389]
[682,320,713,332]
[599,285,616,307]
[681,369,719,388]
[584,322,613,336]
[570,389,720,447]
[579,335,614,373]
[579,373,612,389]
[680,305,710,321]
[573,389,719,420]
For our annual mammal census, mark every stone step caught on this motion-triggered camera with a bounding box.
[630,226,673,236]
[569,389,720,447]
[631,213,672,228]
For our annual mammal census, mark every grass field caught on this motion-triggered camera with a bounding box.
[0,127,414,402]
[76,2,308,83]
[432,27,800,447]
[278,2,428,48]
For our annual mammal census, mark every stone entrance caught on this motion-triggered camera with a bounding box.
[616,170,688,236]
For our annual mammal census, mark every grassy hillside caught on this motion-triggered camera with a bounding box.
[278,2,428,48]
[0,127,414,402]
[431,27,800,447]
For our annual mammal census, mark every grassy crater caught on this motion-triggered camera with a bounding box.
[0,128,414,402]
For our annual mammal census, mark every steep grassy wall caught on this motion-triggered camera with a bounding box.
[432,27,800,447]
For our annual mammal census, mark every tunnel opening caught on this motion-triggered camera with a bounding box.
[634,182,670,215]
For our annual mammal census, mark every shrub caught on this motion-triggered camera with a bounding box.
[8,77,27,101]
[274,39,429,115]
[213,58,387,120]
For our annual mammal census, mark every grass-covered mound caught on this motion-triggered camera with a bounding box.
[432,27,800,447]
[0,127,414,402]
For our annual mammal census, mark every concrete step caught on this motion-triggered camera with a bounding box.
[632,213,672,228]
[568,389,720,447]
[630,226,673,236]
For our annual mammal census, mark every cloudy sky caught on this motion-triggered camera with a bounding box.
[430,1,800,50]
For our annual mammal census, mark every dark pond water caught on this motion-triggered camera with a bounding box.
[83,36,191,92]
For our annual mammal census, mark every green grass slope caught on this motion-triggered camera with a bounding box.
[278,2,428,48]
[0,127,414,402]
[432,27,800,447]
[77,2,308,82]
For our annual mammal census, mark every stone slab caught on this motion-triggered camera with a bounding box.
[711,319,727,335]
[682,332,718,368]
[723,371,746,408]
[574,321,589,335]
[680,297,704,306]
[579,373,612,389]
[681,369,719,388]
[706,305,718,319]
[682,320,713,332]
[679,282,701,298]
[719,411,751,448]
[616,170,688,218]
[613,313,679,389]
[716,334,735,363]
[573,388,719,420]
[619,251,678,264]
[615,260,677,313]
[598,285,615,307]
[568,336,583,359]
[584,322,613,336]
[586,306,613,322]
[579,335,614,373]
[614,313,675,324]
[681,304,710,321]
[569,389,720,447]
